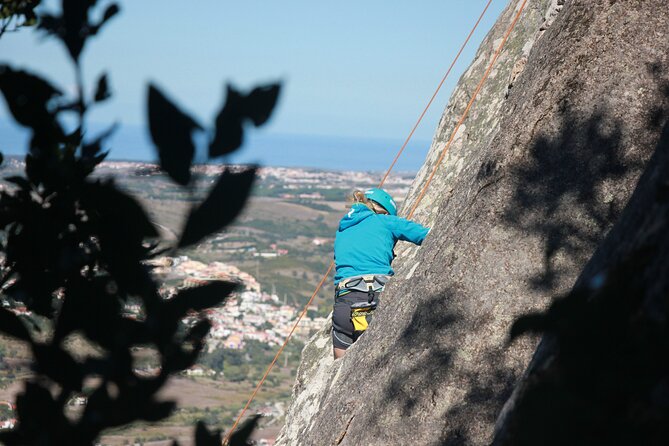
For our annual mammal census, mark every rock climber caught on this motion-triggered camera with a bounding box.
[332,188,429,359]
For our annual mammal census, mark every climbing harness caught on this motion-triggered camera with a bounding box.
[223,0,528,441]
[332,289,379,348]
[336,274,389,297]
[336,275,387,339]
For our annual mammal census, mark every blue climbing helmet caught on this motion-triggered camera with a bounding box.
[364,188,397,216]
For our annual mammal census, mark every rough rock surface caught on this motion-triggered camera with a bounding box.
[277,0,669,444]
[494,99,669,445]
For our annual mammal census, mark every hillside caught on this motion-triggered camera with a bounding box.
[0,161,413,444]
[277,0,669,445]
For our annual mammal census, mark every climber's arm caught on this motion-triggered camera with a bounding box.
[386,216,429,245]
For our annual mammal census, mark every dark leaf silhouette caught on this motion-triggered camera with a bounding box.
[0,1,41,37]
[82,123,117,158]
[36,13,62,38]
[94,72,111,102]
[140,401,177,422]
[169,281,238,317]
[40,2,120,62]
[79,124,116,174]
[209,83,281,157]
[184,319,211,345]
[163,319,212,372]
[32,344,83,391]
[148,84,203,185]
[228,415,261,446]
[54,277,125,347]
[0,65,63,136]
[15,382,64,437]
[245,84,281,126]
[157,282,235,343]
[0,308,31,341]
[83,180,158,241]
[0,2,268,443]
[195,421,222,446]
[90,3,120,35]
[59,0,93,61]
[102,3,120,22]
[210,86,243,156]
[179,167,256,247]
[4,175,32,190]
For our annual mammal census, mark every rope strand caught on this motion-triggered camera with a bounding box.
[408,0,529,219]
[379,0,495,187]
[223,1,529,442]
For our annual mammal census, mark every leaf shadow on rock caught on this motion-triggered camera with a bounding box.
[362,292,518,446]
[493,64,669,446]
[438,346,519,446]
[496,117,669,445]
[373,294,458,418]
[501,99,651,291]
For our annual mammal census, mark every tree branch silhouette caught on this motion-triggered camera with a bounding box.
[0,1,280,444]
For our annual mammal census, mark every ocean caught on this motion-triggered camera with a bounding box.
[0,119,430,172]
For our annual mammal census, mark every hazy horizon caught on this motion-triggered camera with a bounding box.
[0,118,430,172]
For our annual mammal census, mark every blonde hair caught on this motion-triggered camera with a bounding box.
[350,190,389,215]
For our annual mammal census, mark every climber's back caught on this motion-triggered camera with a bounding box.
[334,203,428,283]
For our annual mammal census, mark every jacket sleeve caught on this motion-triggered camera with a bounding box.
[385,216,429,245]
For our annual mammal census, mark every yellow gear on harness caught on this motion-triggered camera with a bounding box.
[351,308,373,332]
[351,301,376,340]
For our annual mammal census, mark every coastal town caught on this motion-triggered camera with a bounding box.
[147,256,329,351]
[92,160,416,202]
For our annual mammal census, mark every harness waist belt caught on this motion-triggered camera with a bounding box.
[336,275,390,293]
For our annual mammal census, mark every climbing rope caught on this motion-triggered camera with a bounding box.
[407,0,529,219]
[379,0,496,187]
[223,0,527,442]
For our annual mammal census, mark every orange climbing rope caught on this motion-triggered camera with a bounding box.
[379,0,496,187]
[407,0,529,219]
[223,262,335,444]
[223,0,527,442]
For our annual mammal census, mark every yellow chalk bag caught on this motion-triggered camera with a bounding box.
[350,301,376,340]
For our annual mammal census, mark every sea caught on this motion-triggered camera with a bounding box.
[0,119,430,172]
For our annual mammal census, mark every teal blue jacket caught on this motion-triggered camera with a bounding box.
[333,203,429,284]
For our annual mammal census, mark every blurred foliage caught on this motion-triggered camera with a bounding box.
[0,0,279,444]
[0,0,40,37]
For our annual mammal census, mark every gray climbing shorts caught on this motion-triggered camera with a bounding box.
[332,290,379,350]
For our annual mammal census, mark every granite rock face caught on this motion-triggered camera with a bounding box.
[494,94,669,446]
[277,0,669,444]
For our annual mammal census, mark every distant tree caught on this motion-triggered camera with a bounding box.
[199,347,226,372]
[223,349,244,367]
[225,364,250,383]
[0,0,279,444]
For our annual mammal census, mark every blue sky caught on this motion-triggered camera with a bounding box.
[0,0,506,170]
